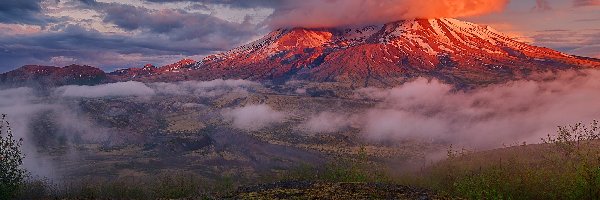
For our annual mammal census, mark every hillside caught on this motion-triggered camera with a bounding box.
[0,64,107,87]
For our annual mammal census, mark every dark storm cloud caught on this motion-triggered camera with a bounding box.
[1,24,186,55]
[0,1,261,72]
[100,3,256,41]
[0,21,255,72]
[0,0,51,25]
[0,24,169,71]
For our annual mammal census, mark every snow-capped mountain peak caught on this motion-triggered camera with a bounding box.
[195,18,598,87]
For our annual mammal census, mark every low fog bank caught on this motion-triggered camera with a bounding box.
[2,71,600,177]
[0,87,109,179]
[222,104,287,131]
[0,79,260,178]
[57,81,156,98]
[301,112,352,134]
[55,79,258,98]
[303,70,600,149]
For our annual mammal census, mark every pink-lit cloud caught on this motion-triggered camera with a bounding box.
[354,70,600,149]
[269,0,510,28]
[0,24,42,36]
[532,0,552,11]
[574,0,600,7]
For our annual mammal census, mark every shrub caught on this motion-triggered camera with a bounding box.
[0,114,27,199]
[542,120,600,199]
[416,120,600,199]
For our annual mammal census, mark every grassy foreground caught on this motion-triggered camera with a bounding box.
[411,142,600,199]
[6,122,600,199]
[408,121,600,199]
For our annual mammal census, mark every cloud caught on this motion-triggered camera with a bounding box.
[222,104,287,131]
[56,81,155,98]
[77,0,98,6]
[0,86,112,179]
[151,79,258,97]
[532,0,552,11]
[0,23,42,36]
[0,24,168,71]
[49,56,77,65]
[51,79,259,98]
[301,112,352,134]
[144,0,281,8]
[0,87,58,178]
[0,78,261,177]
[0,1,262,72]
[0,0,51,25]
[268,0,510,28]
[295,88,307,94]
[354,70,600,148]
[530,29,600,58]
[569,45,600,58]
[100,3,256,42]
[0,21,250,72]
[573,0,600,7]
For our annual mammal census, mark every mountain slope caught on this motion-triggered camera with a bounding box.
[109,59,199,80]
[186,18,598,87]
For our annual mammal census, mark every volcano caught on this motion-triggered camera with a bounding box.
[2,18,599,87]
[125,18,600,87]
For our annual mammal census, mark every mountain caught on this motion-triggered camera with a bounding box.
[0,64,106,87]
[109,59,199,81]
[0,59,199,87]
[125,18,599,87]
[192,18,599,87]
[2,18,599,88]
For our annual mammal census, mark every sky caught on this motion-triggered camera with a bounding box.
[0,0,598,73]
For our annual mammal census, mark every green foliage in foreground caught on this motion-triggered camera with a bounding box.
[0,114,27,200]
[412,120,600,200]
[284,120,600,199]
